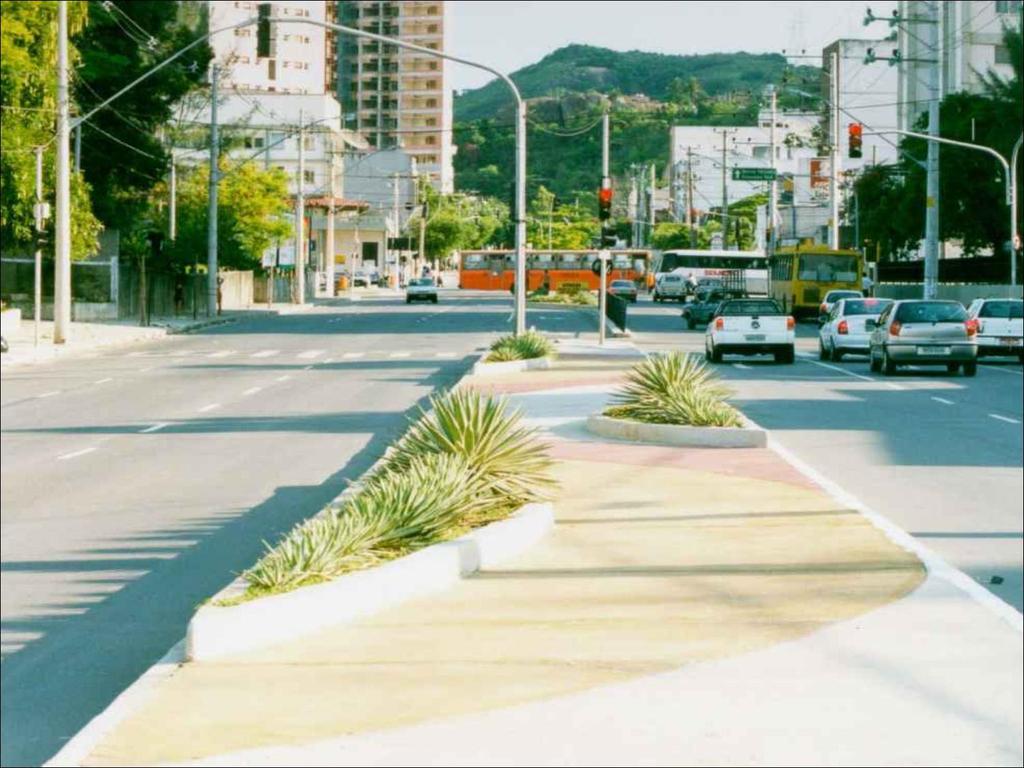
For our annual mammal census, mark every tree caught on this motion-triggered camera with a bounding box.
[1,0,101,259]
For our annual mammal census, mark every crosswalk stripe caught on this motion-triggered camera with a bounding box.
[342,352,364,359]
[297,349,325,359]
[389,351,410,358]
[251,350,279,358]
[207,350,234,358]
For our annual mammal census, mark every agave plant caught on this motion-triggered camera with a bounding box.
[608,351,742,428]
[383,389,556,505]
[486,330,554,362]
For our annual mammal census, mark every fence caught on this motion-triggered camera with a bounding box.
[876,283,1023,303]
[605,293,628,332]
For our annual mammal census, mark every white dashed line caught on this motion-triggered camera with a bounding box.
[251,350,279,358]
[732,363,751,370]
[321,358,333,365]
[139,422,169,433]
[242,386,262,396]
[802,358,903,389]
[931,397,955,406]
[389,351,410,358]
[36,391,61,399]
[207,350,234,358]
[276,375,291,382]
[342,352,364,359]
[58,447,97,461]
[138,367,154,373]
[990,413,1021,425]
[197,403,221,413]
[981,364,1023,376]
[303,365,314,371]
[297,349,325,359]
[93,378,114,385]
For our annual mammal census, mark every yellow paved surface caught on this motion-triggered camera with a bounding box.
[85,452,923,766]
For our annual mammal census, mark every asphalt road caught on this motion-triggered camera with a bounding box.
[627,295,1024,613]
[0,292,597,767]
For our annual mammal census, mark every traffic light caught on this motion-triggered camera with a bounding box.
[848,122,863,159]
[598,186,613,221]
[257,3,273,59]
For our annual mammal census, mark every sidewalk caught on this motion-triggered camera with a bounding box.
[71,339,1022,767]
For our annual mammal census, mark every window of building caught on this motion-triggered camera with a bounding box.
[995,45,1013,64]
[426,79,437,89]
[234,28,251,37]
[424,135,436,145]
[303,135,315,151]
[426,98,437,108]
[283,61,291,68]
[428,61,438,71]
[303,170,315,184]
[426,117,437,126]
[243,136,265,149]
[428,24,438,33]
[268,59,276,80]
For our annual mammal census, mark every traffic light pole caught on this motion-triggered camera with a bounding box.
[34,146,44,348]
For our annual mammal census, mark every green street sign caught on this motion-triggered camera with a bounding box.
[732,167,777,181]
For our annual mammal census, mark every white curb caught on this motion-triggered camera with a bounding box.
[472,356,553,376]
[186,502,554,662]
[586,413,767,448]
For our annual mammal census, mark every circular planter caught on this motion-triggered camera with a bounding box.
[586,413,767,448]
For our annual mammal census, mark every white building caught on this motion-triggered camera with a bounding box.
[897,0,1022,131]
[209,1,330,95]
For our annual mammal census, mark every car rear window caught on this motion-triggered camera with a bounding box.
[843,298,892,316]
[662,275,681,282]
[979,300,1023,319]
[611,281,633,288]
[826,290,862,302]
[409,278,433,286]
[720,300,783,316]
[895,301,967,323]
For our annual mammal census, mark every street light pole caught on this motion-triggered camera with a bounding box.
[54,0,71,344]
[1011,133,1022,290]
[295,109,305,305]
[207,63,219,317]
[923,1,941,299]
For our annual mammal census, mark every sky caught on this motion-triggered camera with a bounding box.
[448,1,898,92]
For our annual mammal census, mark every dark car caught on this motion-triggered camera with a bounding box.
[682,289,729,329]
[608,279,638,303]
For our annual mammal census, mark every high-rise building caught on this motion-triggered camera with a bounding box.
[336,1,454,192]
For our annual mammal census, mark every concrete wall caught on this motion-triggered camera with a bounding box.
[877,283,1024,304]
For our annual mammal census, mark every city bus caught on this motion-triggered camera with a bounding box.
[458,249,652,291]
[655,250,769,295]
[769,244,863,317]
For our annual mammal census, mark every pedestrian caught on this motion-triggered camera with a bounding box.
[216,275,224,316]
[861,273,874,297]
[436,274,443,287]
[173,280,184,316]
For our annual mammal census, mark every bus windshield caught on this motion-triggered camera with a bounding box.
[796,253,858,282]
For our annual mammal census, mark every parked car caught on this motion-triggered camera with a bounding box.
[966,298,1023,364]
[818,289,863,321]
[608,279,638,303]
[818,297,893,361]
[868,299,978,376]
[405,277,438,304]
[705,298,795,363]
[682,288,729,330]
[653,273,687,303]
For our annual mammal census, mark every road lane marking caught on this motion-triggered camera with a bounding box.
[931,397,955,406]
[207,350,234,358]
[321,357,333,364]
[990,413,1021,424]
[251,350,279,358]
[981,363,1023,376]
[36,391,61,399]
[802,358,903,390]
[303,365,314,371]
[139,422,169,433]
[197,403,221,413]
[276,375,291,382]
[138,367,154,373]
[342,352,364,359]
[297,350,325,359]
[732,363,751,370]
[389,351,410,358]
[58,447,96,461]
[242,386,262,396]
[93,378,114,385]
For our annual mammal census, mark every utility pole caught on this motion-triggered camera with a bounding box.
[923,2,940,299]
[687,146,696,247]
[74,123,81,173]
[647,163,656,246]
[829,49,841,250]
[34,146,45,348]
[325,149,336,297]
[207,63,219,317]
[719,130,730,249]
[295,109,306,304]
[390,171,400,283]
[768,84,778,257]
[54,0,71,344]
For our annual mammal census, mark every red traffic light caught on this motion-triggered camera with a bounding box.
[848,123,863,159]
[598,186,613,220]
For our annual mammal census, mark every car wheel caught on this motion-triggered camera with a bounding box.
[882,347,897,375]
[687,317,696,330]
[819,340,828,360]
[830,346,844,363]
[946,363,960,373]
[711,344,723,363]
[432,297,438,304]
[869,347,881,373]
[963,361,977,377]
[704,341,712,362]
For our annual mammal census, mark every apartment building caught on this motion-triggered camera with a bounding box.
[208,1,329,95]
[336,1,455,192]
[897,0,1022,130]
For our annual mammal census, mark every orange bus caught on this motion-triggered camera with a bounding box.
[459,249,652,291]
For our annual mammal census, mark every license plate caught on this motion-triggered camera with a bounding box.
[1000,337,1021,346]
[745,334,766,342]
[917,346,951,355]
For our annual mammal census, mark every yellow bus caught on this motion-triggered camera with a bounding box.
[769,244,863,317]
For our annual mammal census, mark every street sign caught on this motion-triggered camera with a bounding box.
[731,167,777,182]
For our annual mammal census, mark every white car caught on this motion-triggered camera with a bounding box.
[653,273,687,303]
[967,298,1023,363]
[818,289,863,320]
[818,297,893,362]
[405,277,438,304]
[705,298,796,364]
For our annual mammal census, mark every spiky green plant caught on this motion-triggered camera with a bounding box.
[382,388,556,505]
[486,330,555,362]
[607,351,743,428]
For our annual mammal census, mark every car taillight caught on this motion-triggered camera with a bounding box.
[714,317,724,330]
[837,319,849,334]
[819,303,827,314]
[786,316,795,330]
[889,321,902,336]
[965,319,978,337]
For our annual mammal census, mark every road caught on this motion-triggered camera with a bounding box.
[627,296,1024,613]
[0,292,595,767]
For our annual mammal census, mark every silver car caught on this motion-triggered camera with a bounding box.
[868,299,978,376]
[818,297,893,361]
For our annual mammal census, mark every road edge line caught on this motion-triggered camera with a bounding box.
[764,433,1023,634]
